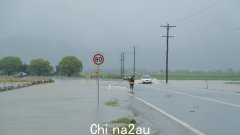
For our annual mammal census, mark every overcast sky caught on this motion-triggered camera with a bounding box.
[0,0,240,72]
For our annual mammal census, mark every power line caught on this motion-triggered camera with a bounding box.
[174,1,240,26]
[207,2,240,18]
[161,23,176,84]
[182,26,240,41]
[172,0,228,24]
[202,26,240,39]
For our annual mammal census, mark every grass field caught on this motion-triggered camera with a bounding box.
[0,77,34,82]
[151,74,240,81]
[0,76,54,83]
[3,73,237,81]
[0,76,54,92]
[96,72,240,81]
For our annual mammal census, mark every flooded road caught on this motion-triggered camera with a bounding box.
[1,79,239,135]
[0,79,133,135]
[130,81,240,135]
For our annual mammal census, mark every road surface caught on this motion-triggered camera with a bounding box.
[0,79,133,135]
[124,81,240,135]
[1,79,240,135]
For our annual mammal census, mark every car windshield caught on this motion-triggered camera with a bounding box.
[142,75,151,79]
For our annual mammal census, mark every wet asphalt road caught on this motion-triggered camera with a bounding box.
[129,82,240,135]
[0,79,133,135]
[1,79,240,135]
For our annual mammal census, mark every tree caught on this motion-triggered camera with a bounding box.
[20,64,29,74]
[0,56,23,75]
[57,56,83,77]
[29,58,53,76]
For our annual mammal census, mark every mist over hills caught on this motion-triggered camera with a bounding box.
[1,0,240,72]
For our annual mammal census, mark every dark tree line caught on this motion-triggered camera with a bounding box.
[0,56,83,77]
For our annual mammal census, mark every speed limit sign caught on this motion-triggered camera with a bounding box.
[93,53,104,106]
[93,53,104,65]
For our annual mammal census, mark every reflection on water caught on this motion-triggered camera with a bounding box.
[0,80,133,135]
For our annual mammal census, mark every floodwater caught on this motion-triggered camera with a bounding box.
[2,79,238,135]
[151,79,240,92]
[0,79,133,135]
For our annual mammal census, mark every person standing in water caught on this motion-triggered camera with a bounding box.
[128,75,135,92]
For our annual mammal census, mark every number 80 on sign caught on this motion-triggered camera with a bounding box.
[93,54,104,65]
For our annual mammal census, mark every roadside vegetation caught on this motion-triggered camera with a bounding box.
[224,81,240,84]
[0,77,54,92]
[149,69,240,81]
[92,71,240,81]
[111,117,136,124]
[29,58,52,76]
[56,56,83,77]
[109,117,137,135]
[0,55,83,77]
[1,56,239,81]
[151,73,240,81]
[0,77,33,83]
[0,77,54,83]
[105,99,119,107]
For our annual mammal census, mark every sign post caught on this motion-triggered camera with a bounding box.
[93,53,104,105]
[97,66,100,105]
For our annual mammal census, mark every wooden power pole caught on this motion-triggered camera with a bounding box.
[161,23,176,83]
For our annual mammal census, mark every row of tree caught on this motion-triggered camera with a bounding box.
[0,56,83,77]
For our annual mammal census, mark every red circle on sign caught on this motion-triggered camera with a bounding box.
[93,54,104,65]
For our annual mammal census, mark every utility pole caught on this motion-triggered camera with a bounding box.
[133,45,136,77]
[161,23,176,83]
[160,69,163,83]
[122,52,125,76]
[120,53,123,78]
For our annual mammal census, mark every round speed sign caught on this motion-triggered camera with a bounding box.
[93,53,104,65]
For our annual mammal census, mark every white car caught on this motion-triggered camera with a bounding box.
[123,74,130,80]
[141,75,152,84]
[14,72,28,78]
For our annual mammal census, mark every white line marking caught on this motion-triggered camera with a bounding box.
[129,93,206,135]
[150,87,240,108]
